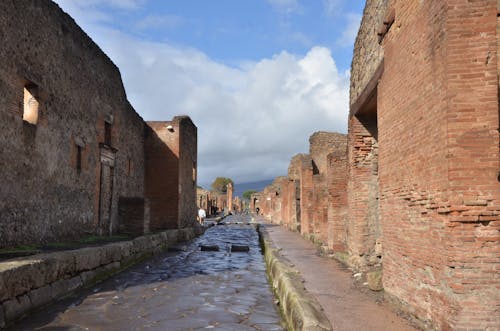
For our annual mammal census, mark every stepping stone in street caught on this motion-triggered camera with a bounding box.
[200,245,219,251]
[231,244,250,252]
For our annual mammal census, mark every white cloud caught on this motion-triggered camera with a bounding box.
[323,0,343,17]
[336,13,362,47]
[266,0,301,14]
[54,2,349,186]
[54,0,145,25]
[135,14,183,30]
[105,0,145,10]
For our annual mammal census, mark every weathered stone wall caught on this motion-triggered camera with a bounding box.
[258,1,498,329]
[309,132,347,245]
[145,116,197,230]
[284,179,299,231]
[259,179,279,223]
[262,133,348,246]
[197,187,213,216]
[352,0,500,329]
[0,0,145,247]
[346,114,380,270]
[327,151,348,252]
[177,116,197,228]
[144,122,179,231]
[298,156,314,235]
[0,227,197,328]
[349,0,388,107]
[309,132,347,175]
[118,197,150,236]
[287,154,308,231]
[250,193,262,213]
[275,177,289,227]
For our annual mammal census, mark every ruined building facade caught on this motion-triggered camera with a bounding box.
[145,118,197,231]
[260,1,499,329]
[259,132,348,251]
[0,0,197,247]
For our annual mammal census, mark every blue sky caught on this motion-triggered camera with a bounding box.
[55,0,365,187]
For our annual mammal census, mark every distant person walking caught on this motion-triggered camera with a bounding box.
[198,208,206,225]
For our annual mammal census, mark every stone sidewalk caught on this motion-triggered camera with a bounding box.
[263,224,418,331]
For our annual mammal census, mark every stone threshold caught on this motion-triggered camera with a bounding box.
[258,224,332,331]
[0,227,201,329]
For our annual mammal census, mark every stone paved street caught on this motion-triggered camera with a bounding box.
[8,215,283,331]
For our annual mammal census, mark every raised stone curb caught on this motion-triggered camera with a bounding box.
[0,227,199,328]
[258,225,332,331]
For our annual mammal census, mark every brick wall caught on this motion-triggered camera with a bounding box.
[144,122,179,230]
[299,156,314,235]
[309,132,347,245]
[288,154,308,231]
[177,116,197,228]
[352,0,500,329]
[346,114,381,270]
[0,0,145,247]
[145,117,197,230]
[262,134,348,244]
[118,197,150,235]
[227,183,233,212]
[327,150,348,252]
[250,192,262,213]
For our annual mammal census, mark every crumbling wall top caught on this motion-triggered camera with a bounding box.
[350,0,388,109]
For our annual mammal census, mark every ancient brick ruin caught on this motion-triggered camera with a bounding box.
[196,182,243,216]
[259,132,347,249]
[1,0,498,329]
[0,0,197,247]
[145,118,197,230]
[259,0,500,329]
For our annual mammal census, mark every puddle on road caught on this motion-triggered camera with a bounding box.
[8,215,284,331]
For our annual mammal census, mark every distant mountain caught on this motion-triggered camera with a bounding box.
[233,179,274,198]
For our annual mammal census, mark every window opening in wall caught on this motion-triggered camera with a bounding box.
[76,145,82,173]
[312,160,320,175]
[23,84,39,125]
[127,158,132,176]
[192,162,197,183]
[104,121,112,145]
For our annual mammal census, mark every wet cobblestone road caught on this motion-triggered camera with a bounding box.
[9,215,283,331]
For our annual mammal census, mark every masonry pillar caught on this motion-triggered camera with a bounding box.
[227,183,233,212]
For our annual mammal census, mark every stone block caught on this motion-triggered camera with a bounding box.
[101,244,122,265]
[367,270,383,291]
[0,304,5,328]
[148,234,162,248]
[0,269,7,302]
[75,247,102,271]
[79,269,99,285]
[158,231,169,242]
[50,276,83,300]
[28,284,52,308]
[36,254,60,285]
[103,261,121,274]
[118,241,133,258]
[185,228,195,240]
[3,294,31,321]
[1,260,39,299]
[200,245,219,251]
[132,236,149,254]
[166,230,179,243]
[231,245,250,252]
[54,251,77,278]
